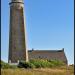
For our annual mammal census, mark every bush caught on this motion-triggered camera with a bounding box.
[1,60,17,69]
[30,59,53,68]
[18,61,35,68]
[18,59,65,68]
[1,59,65,69]
[30,59,42,68]
[1,60,9,69]
[48,59,65,66]
[30,59,65,68]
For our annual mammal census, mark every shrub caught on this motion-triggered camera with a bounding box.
[18,61,35,68]
[1,60,10,69]
[30,59,42,68]
[30,59,54,68]
[30,59,65,68]
[1,60,17,69]
[48,59,65,67]
[1,59,65,69]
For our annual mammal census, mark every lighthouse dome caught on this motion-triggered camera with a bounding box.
[11,0,23,3]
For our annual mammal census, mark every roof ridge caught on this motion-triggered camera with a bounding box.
[28,50,64,52]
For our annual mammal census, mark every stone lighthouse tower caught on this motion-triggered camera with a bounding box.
[8,0,28,63]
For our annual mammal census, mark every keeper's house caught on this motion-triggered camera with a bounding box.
[28,48,68,64]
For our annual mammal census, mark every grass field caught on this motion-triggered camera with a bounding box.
[1,66,74,75]
[1,60,74,75]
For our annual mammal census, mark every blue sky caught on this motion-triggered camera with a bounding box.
[1,0,74,65]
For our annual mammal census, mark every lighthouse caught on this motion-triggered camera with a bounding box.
[8,0,28,63]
